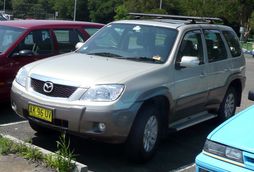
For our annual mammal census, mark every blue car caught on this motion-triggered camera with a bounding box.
[196,91,254,172]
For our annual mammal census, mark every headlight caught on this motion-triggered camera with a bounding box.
[80,84,124,102]
[204,140,243,163]
[15,67,28,87]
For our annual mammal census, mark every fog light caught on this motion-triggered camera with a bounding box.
[98,123,106,132]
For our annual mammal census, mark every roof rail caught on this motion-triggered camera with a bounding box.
[128,13,223,24]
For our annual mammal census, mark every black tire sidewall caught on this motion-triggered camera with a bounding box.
[218,87,237,121]
[126,105,161,162]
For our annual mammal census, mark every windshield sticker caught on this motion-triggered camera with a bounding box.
[152,55,161,61]
[133,26,141,32]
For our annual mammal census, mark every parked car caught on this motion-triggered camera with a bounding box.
[196,90,254,172]
[11,13,245,162]
[0,20,103,102]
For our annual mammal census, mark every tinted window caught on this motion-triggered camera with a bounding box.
[0,26,24,53]
[177,30,204,64]
[13,30,53,55]
[84,28,100,36]
[204,30,227,62]
[53,29,84,53]
[78,24,177,63]
[223,31,241,57]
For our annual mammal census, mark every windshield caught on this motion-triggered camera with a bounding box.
[78,23,177,63]
[0,26,24,53]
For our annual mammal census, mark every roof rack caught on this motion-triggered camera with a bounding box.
[128,13,223,24]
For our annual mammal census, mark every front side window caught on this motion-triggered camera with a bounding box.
[78,23,177,63]
[204,30,227,62]
[13,29,53,55]
[53,29,84,53]
[223,31,241,57]
[0,26,24,53]
[176,30,204,64]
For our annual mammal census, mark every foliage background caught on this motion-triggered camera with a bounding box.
[2,0,254,38]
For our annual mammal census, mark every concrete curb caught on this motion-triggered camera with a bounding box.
[0,134,88,172]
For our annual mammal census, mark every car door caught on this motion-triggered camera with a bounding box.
[173,30,208,121]
[203,29,231,105]
[3,29,54,96]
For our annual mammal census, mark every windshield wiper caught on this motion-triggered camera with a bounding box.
[122,56,163,63]
[87,52,122,57]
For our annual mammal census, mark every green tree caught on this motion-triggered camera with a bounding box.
[48,0,74,20]
[12,0,54,19]
[114,0,180,20]
[88,0,122,23]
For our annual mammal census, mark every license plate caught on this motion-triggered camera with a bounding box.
[28,104,53,122]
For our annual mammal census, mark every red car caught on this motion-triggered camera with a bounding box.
[0,20,103,102]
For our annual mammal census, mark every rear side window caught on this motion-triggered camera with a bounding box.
[223,31,241,57]
[204,30,227,62]
[53,29,84,53]
[84,28,100,36]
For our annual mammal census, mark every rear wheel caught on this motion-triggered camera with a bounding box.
[218,87,237,121]
[126,105,161,162]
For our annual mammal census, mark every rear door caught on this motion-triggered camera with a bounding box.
[204,29,231,105]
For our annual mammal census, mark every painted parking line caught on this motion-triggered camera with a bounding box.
[0,120,28,127]
[171,163,195,172]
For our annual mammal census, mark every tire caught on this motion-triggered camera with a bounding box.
[218,87,237,121]
[29,121,52,134]
[126,105,161,163]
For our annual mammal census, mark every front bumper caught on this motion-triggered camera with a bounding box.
[11,81,141,143]
[196,152,253,172]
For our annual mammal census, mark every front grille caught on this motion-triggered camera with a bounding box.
[31,78,77,98]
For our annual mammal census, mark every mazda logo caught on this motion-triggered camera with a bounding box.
[43,81,54,93]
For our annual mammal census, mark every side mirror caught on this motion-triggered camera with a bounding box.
[12,50,34,57]
[179,56,200,68]
[248,90,254,101]
[75,42,85,50]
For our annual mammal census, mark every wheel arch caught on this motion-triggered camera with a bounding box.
[228,79,243,106]
[133,87,173,138]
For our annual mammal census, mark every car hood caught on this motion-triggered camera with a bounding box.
[27,53,162,87]
[208,105,254,153]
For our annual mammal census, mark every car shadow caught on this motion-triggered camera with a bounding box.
[30,119,219,172]
[0,102,25,125]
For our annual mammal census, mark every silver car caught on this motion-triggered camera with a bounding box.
[11,14,246,162]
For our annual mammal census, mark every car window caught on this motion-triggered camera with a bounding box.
[176,30,204,64]
[0,26,24,53]
[204,30,227,62]
[53,29,84,53]
[13,29,53,56]
[84,28,100,36]
[78,23,177,63]
[222,31,241,57]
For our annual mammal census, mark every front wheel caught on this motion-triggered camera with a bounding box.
[126,105,161,163]
[218,87,237,121]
